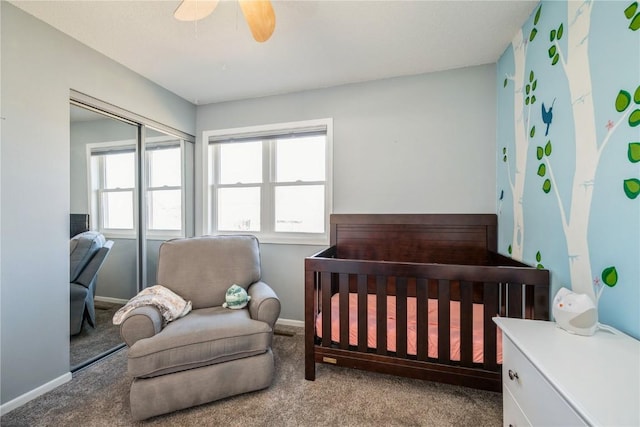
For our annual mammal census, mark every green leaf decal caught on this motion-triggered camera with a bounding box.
[508,245,512,255]
[504,78,508,88]
[544,140,552,156]
[550,29,556,41]
[630,13,640,31]
[625,2,638,19]
[548,45,557,58]
[534,6,542,25]
[623,178,640,198]
[525,96,530,105]
[531,95,536,104]
[552,53,559,65]
[530,126,536,138]
[503,155,507,163]
[536,263,545,270]
[557,23,564,39]
[529,71,534,83]
[634,85,640,104]
[535,251,542,262]
[532,80,537,91]
[628,142,640,162]
[629,109,640,127]
[529,27,538,41]
[537,163,546,177]
[616,90,632,112]
[526,84,531,95]
[537,146,544,160]
[503,147,507,155]
[601,266,618,287]
[543,179,551,193]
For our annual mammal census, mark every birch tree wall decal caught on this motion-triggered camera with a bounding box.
[539,1,637,301]
[502,4,542,262]
[619,87,640,199]
[625,1,640,30]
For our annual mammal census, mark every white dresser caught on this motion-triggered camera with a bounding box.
[494,317,640,427]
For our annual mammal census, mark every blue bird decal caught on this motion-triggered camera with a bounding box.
[542,99,556,136]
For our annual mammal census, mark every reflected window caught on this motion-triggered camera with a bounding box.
[146,143,183,232]
[90,145,136,233]
[88,140,185,237]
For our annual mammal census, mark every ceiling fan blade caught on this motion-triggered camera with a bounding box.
[174,0,219,22]
[238,0,276,42]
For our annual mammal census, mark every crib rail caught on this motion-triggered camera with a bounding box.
[304,247,550,391]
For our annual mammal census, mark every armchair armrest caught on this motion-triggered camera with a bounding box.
[248,281,281,328]
[119,306,163,347]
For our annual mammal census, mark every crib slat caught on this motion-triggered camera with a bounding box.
[438,279,451,363]
[339,273,349,349]
[507,282,522,318]
[321,272,332,347]
[483,282,498,371]
[534,283,550,320]
[396,277,408,358]
[416,278,428,361]
[459,281,473,366]
[376,276,387,355]
[357,275,368,352]
[305,269,317,380]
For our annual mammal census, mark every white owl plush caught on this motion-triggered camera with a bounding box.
[552,287,598,336]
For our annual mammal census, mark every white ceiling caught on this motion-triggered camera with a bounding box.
[10,0,537,106]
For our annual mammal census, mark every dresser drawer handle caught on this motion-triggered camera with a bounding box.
[508,369,519,381]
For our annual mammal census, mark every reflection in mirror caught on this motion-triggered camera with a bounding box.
[70,104,138,371]
[144,128,194,287]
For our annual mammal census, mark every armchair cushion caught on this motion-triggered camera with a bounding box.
[156,235,261,309]
[127,306,272,378]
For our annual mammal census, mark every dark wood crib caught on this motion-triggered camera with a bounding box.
[304,214,550,392]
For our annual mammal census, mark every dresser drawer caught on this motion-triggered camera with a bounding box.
[503,385,531,427]
[503,336,586,426]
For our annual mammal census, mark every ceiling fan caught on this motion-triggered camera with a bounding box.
[174,0,276,43]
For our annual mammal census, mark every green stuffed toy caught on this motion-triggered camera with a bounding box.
[223,284,251,309]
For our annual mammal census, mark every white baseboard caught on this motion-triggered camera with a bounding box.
[276,318,304,328]
[0,372,72,416]
[94,296,128,305]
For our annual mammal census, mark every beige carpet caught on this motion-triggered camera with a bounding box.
[2,325,502,426]
[70,301,124,368]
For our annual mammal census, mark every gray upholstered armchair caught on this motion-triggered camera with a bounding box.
[118,235,281,421]
[70,231,113,335]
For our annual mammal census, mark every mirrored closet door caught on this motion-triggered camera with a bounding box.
[69,98,194,371]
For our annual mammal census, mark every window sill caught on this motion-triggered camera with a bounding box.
[212,231,328,246]
[102,232,184,241]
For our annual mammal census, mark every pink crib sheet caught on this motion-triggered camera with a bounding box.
[316,293,502,364]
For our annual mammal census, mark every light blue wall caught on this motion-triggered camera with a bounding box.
[497,0,640,338]
[0,2,195,406]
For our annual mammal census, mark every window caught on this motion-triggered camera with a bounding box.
[146,143,183,233]
[88,139,186,238]
[206,119,332,244]
[89,144,136,234]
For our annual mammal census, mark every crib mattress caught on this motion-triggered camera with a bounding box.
[316,293,502,364]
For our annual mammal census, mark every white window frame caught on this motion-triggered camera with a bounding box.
[203,118,333,245]
[145,138,187,240]
[87,140,138,239]
[86,137,188,240]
